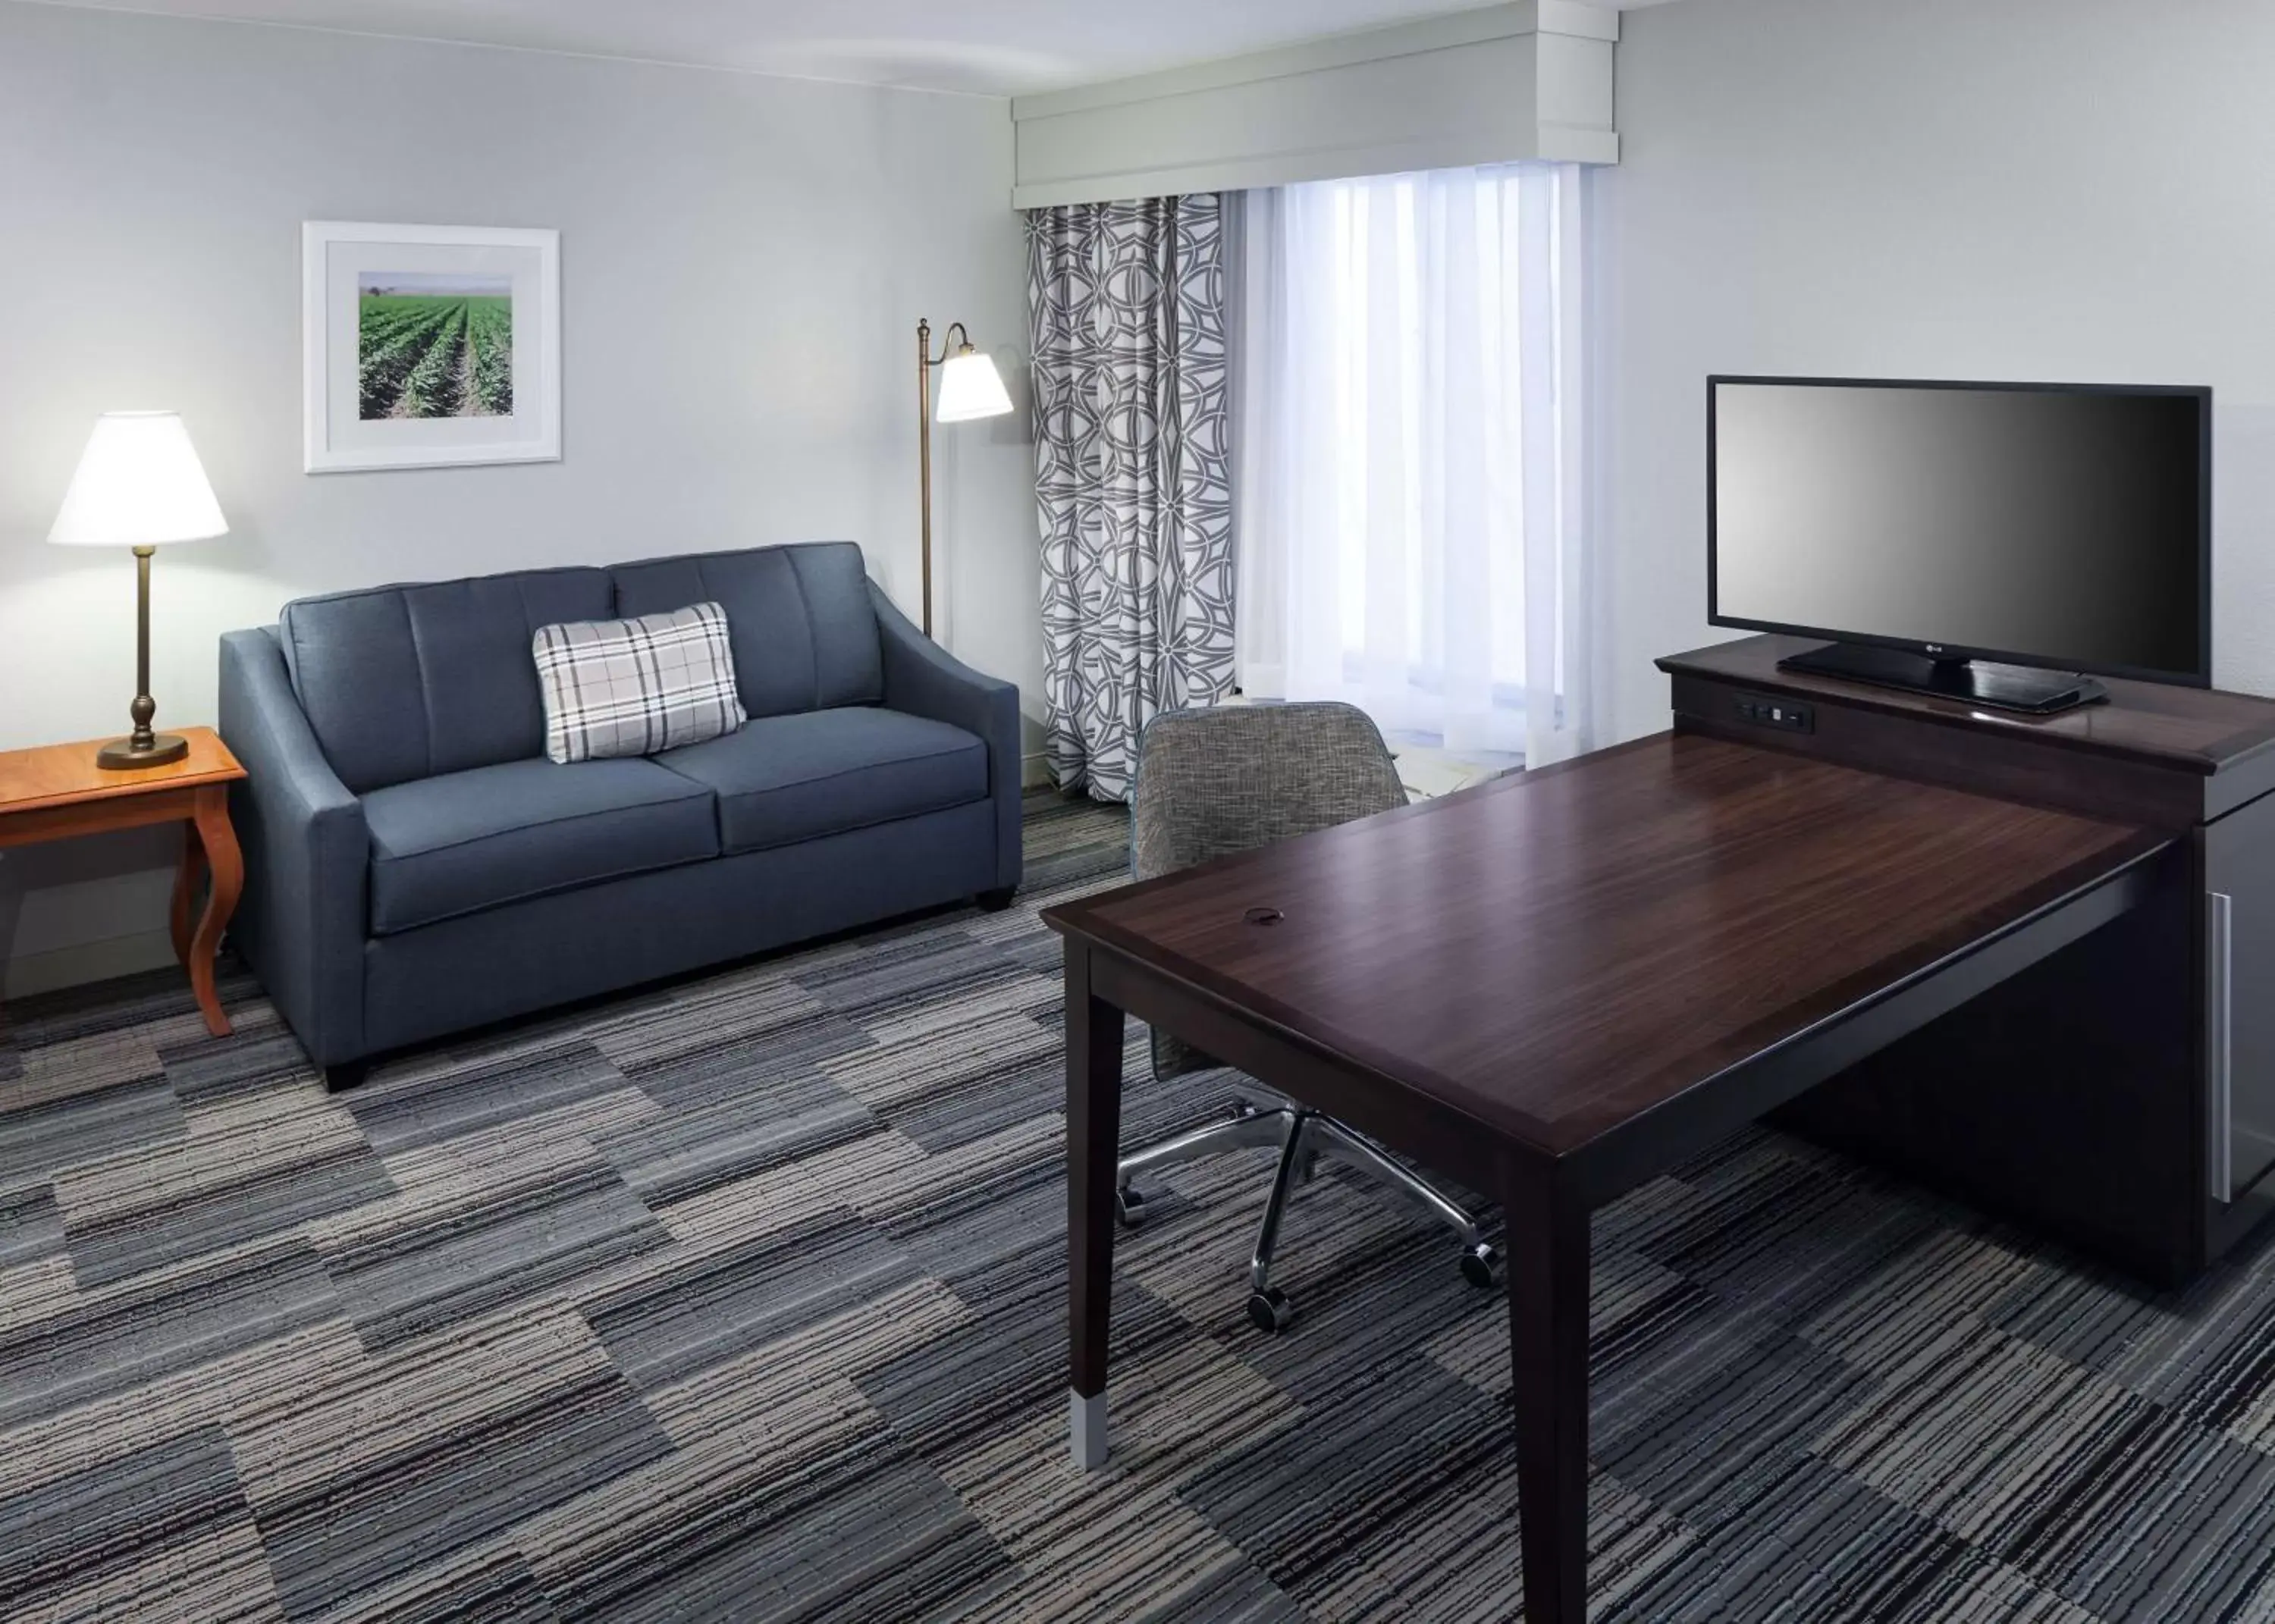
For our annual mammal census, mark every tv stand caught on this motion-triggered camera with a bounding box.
[1778,640,2109,715]
[1660,632,2275,1286]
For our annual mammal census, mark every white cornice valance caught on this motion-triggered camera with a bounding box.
[1010,1,1618,209]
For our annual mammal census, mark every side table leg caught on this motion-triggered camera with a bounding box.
[187,787,243,1038]
[1066,942,1125,1471]
[170,819,208,967]
[1505,1153,1592,1624]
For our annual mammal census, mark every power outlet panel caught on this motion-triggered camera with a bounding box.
[1734,692,1814,734]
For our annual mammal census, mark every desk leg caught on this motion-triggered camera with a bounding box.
[1065,942,1125,1472]
[169,820,208,967]
[1505,1155,1590,1624]
[187,787,243,1039]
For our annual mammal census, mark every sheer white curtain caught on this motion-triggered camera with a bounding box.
[1232,165,1591,763]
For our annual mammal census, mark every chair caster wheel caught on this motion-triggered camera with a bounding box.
[1459,1243,1502,1290]
[1115,1185,1147,1229]
[1247,1287,1296,1334]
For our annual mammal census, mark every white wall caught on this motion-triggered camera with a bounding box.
[0,2,1039,992]
[1590,0,2275,745]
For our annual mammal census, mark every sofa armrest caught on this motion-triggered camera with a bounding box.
[870,583,1023,893]
[218,627,370,1067]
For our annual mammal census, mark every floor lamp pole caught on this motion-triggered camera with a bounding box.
[916,317,934,639]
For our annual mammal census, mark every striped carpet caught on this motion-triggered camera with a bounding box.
[5,788,2275,1622]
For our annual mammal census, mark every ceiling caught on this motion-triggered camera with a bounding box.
[27,0,1671,96]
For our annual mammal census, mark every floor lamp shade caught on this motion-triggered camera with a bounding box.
[48,412,228,770]
[934,350,1013,424]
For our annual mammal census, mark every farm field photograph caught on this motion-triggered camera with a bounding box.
[357,271,513,421]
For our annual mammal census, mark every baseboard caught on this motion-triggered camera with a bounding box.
[1022,751,1053,789]
[2,928,178,1000]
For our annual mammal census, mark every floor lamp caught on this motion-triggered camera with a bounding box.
[916,318,1012,639]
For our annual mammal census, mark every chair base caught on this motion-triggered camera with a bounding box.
[1117,1099,1499,1332]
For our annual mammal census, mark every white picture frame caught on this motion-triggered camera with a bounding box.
[302,221,561,473]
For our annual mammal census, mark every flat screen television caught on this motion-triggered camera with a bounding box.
[1709,376,2211,713]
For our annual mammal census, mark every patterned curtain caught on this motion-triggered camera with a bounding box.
[1026,196,1235,804]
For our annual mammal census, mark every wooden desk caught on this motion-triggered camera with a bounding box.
[1045,732,2167,1623]
[0,728,247,1036]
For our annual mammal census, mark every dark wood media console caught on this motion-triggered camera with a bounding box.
[1660,634,2275,1284]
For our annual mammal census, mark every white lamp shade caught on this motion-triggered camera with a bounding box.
[934,350,1013,424]
[48,412,229,548]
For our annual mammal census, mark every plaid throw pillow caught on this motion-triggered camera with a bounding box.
[532,601,746,763]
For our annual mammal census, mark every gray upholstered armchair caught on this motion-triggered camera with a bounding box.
[1115,702,1500,1332]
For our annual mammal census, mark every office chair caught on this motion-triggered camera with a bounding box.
[1115,702,1501,1333]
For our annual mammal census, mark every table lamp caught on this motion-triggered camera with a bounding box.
[915,318,1013,638]
[48,411,229,770]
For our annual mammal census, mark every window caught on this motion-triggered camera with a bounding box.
[1232,165,1589,762]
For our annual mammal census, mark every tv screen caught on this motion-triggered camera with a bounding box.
[1709,378,2210,685]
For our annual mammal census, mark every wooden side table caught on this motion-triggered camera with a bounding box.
[0,727,247,1036]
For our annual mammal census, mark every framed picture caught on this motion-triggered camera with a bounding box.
[302,221,560,473]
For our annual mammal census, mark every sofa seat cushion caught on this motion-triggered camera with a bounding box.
[654,707,988,854]
[363,757,720,936]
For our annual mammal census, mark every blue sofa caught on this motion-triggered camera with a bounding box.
[218,541,1021,1083]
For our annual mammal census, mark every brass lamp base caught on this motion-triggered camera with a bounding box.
[96,732,188,771]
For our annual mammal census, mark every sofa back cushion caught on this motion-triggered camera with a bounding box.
[280,567,613,794]
[609,541,882,720]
